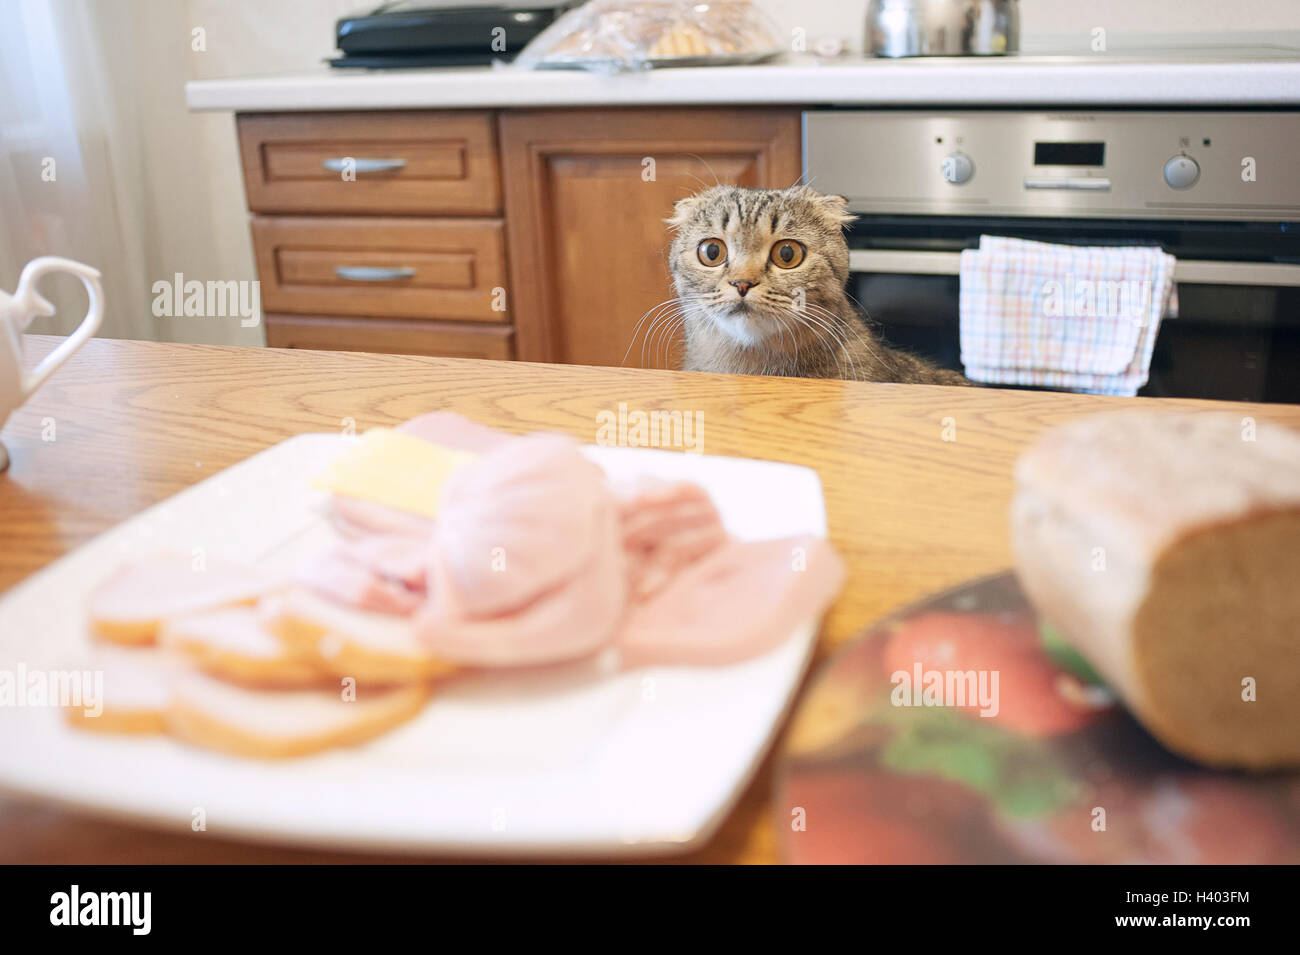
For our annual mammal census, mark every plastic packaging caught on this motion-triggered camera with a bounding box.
[513,1,785,73]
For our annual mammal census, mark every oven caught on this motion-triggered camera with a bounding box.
[803,110,1300,403]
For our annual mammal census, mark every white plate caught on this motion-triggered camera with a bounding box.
[0,434,829,857]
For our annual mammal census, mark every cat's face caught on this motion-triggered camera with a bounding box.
[667,185,855,347]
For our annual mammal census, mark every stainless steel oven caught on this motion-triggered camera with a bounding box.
[803,110,1300,402]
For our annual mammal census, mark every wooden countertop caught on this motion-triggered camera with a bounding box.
[3,335,1297,864]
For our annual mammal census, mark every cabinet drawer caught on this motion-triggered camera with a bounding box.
[252,216,509,322]
[238,111,500,215]
[265,314,513,360]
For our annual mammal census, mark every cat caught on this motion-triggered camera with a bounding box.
[663,184,969,386]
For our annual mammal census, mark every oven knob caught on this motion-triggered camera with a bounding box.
[941,152,974,185]
[1163,155,1200,189]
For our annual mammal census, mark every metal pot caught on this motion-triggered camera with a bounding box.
[866,0,1019,57]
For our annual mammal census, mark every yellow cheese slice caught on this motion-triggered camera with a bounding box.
[310,428,476,518]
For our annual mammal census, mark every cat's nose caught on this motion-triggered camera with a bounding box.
[730,279,758,297]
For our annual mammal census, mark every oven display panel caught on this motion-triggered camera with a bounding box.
[1034,141,1106,166]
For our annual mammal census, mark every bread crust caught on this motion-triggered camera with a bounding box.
[1012,411,1300,769]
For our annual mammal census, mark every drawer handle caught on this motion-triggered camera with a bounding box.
[320,157,407,174]
[334,266,417,282]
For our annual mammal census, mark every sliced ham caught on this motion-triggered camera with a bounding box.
[431,433,611,618]
[619,535,845,668]
[614,477,728,600]
[87,555,277,646]
[326,496,434,541]
[398,410,514,453]
[419,496,627,667]
[418,433,628,665]
[339,534,429,591]
[295,547,423,616]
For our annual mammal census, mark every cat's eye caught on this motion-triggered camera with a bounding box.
[769,240,805,269]
[697,238,727,267]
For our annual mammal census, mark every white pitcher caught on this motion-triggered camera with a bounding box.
[0,257,104,471]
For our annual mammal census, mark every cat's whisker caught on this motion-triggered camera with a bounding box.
[772,308,830,373]
[640,304,696,367]
[810,314,864,381]
[817,315,882,378]
[833,292,897,366]
[655,316,688,368]
[799,301,883,372]
[682,154,723,189]
[783,307,859,380]
[625,299,680,361]
[641,312,680,367]
[649,311,690,368]
[641,310,675,365]
[771,309,786,352]
[624,296,711,367]
[770,311,799,373]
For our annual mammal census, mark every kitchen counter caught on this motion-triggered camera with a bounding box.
[4,335,1300,863]
[186,53,1300,112]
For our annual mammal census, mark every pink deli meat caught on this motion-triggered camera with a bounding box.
[310,410,843,669]
[618,535,846,668]
[294,548,423,617]
[337,534,428,591]
[417,433,628,665]
[397,411,514,454]
[613,477,729,601]
[327,496,434,540]
[430,434,609,616]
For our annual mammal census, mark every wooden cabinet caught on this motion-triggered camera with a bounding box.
[237,110,510,360]
[265,315,512,359]
[251,216,508,322]
[235,106,802,366]
[500,108,803,367]
[237,111,501,216]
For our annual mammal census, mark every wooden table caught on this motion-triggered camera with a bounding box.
[4,336,1298,864]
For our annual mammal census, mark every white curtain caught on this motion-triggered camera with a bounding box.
[0,0,156,339]
[0,0,268,346]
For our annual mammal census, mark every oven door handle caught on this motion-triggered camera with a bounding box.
[847,250,1300,288]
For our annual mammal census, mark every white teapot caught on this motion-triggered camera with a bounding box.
[0,257,103,471]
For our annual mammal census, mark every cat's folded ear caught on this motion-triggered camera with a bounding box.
[787,185,856,228]
[816,193,857,228]
[665,193,707,229]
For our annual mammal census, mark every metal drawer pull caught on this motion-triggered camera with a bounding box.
[848,250,1300,287]
[320,158,407,174]
[334,266,416,282]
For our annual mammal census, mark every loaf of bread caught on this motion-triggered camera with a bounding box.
[1012,410,1300,769]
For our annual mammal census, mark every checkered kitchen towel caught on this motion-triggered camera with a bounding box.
[959,236,1177,396]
